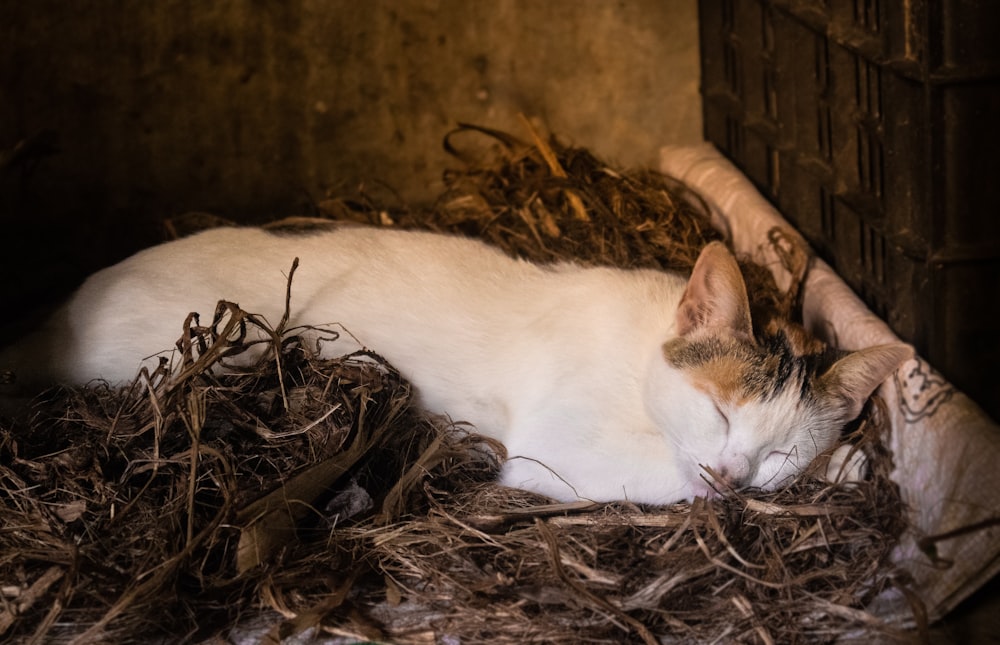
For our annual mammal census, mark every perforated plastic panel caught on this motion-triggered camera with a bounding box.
[699,0,1000,420]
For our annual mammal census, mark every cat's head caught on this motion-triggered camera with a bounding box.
[647,242,912,500]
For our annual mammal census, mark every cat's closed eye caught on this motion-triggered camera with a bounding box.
[713,403,730,429]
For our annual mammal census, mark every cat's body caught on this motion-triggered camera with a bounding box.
[0,226,911,504]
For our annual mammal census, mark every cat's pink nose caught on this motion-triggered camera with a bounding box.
[717,456,751,488]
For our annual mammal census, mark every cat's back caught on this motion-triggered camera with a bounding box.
[1,225,549,387]
[72,224,538,305]
[3,224,689,397]
[74,223,550,337]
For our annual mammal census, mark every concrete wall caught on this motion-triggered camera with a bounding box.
[0,0,701,316]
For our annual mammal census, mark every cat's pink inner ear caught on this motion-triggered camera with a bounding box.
[819,343,914,420]
[675,242,753,339]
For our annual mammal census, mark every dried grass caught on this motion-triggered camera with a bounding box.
[0,123,917,643]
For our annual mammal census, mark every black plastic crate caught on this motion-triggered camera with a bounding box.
[699,0,1000,420]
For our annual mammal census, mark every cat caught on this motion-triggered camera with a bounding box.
[0,225,911,504]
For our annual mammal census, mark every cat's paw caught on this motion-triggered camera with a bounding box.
[823,444,868,485]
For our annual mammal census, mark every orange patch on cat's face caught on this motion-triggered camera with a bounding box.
[665,336,792,406]
[684,355,755,406]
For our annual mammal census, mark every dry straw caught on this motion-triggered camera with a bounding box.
[0,123,918,643]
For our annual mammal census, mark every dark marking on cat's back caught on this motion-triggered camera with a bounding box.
[260,217,353,235]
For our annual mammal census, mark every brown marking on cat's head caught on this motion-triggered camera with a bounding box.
[764,317,827,357]
[664,337,756,406]
[663,330,832,408]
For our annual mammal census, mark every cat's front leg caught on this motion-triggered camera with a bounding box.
[823,444,868,484]
[497,456,585,503]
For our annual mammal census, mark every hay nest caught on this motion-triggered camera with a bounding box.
[1,123,917,643]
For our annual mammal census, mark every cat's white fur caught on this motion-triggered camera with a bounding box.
[0,226,912,504]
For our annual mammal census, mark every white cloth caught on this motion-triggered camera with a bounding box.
[660,143,1000,624]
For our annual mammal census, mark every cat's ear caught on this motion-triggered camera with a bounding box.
[817,343,913,420]
[675,241,753,340]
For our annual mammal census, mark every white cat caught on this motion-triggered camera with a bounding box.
[0,226,911,504]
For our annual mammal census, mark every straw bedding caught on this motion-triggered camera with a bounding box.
[0,123,918,643]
